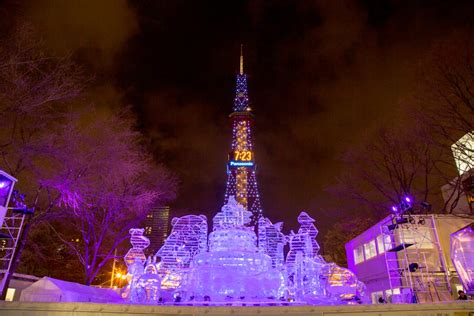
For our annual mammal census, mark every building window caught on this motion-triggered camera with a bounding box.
[354,245,364,264]
[377,234,392,254]
[5,288,15,301]
[364,240,377,260]
[145,226,152,235]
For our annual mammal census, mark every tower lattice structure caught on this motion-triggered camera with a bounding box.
[224,47,263,224]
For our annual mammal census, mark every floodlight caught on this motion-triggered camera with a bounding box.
[387,223,398,231]
[0,170,17,228]
[396,217,409,225]
[409,263,419,272]
[420,201,431,212]
[400,198,413,213]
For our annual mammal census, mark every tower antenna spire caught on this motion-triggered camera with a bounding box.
[240,44,244,75]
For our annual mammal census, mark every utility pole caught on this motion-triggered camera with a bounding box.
[110,248,118,288]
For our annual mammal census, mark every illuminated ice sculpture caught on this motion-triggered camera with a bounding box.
[451,223,474,295]
[125,197,365,305]
[184,197,285,301]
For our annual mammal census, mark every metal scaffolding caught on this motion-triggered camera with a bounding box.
[381,214,452,303]
[0,206,28,294]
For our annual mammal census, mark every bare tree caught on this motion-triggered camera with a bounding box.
[0,22,85,221]
[323,215,376,267]
[332,29,474,217]
[0,23,177,287]
[331,123,440,216]
[410,28,474,213]
[0,23,86,298]
[417,29,474,144]
[39,106,177,285]
[0,23,84,168]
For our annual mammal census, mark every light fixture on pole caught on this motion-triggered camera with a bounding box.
[0,170,17,230]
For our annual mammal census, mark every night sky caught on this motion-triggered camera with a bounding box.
[4,0,474,234]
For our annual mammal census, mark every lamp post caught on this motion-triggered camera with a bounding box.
[110,248,118,288]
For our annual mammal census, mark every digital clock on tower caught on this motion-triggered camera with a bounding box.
[233,150,253,161]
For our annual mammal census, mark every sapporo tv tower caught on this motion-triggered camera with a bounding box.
[224,46,263,224]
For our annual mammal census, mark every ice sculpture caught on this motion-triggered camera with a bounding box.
[123,229,150,303]
[258,217,287,268]
[124,197,365,305]
[297,212,320,257]
[184,197,285,301]
[323,263,366,301]
[156,215,208,290]
[137,257,162,303]
[451,223,474,295]
[124,228,150,265]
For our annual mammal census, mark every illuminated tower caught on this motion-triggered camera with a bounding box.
[224,46,263,223]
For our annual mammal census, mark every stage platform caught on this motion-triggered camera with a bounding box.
[0,301,473,316]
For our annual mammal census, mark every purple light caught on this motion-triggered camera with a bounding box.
[391,206,398,212]
[0,181,7,189]
[405,197,411,203]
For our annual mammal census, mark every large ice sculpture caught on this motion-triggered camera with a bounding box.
[156,215,208,290]
[184,197,285,301]
[124,197,365,305]
[451,223,474,295]
[285,213,329,303]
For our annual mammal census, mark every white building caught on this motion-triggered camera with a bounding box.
[345,214,472,304]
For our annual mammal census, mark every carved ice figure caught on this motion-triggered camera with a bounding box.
[136,257,162,303]
[124,228,150,303]
[322,263,366,302]
[123,207,365,305]
[128,257,146,303]
[155,214,208,290]
[124,228,150,266]
[286,231,329,302]
[285,212,328,302]
[286,230,311,273]
[185,196,285,301]
[297,212,320,258]
[156,215,208,269]
[213,195,252,229]
[258,217,288,268]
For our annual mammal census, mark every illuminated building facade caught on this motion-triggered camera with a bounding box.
[442,131,474,214]
[224,48,262,223]
[142,206,170,256]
